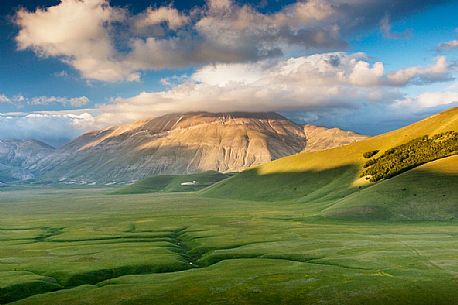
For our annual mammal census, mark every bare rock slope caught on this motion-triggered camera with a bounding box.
[0,139,54,182]
[34,112,365,183]
[303,125,368,152]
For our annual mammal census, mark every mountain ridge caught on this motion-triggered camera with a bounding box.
[29,111,365,184]
[0,139,55,183]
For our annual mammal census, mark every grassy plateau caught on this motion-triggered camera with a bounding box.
[0,186,458,305]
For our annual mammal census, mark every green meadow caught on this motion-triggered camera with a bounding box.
[113,171,231,195]
[1,187,458,305]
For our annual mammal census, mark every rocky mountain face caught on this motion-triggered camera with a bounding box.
[0,139,54,183]
[33,112,304,183]
[303,125,368,152]
[29,112,366,184]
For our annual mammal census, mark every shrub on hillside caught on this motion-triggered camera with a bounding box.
[363,150,379,158]
[360,131,458,182]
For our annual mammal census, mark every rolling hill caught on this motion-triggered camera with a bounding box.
[32,112,365,184]
[323,155,458,220]
[203,107,458,219]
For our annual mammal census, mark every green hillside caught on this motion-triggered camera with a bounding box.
[204,107,458,211]
[203,165,358,203]
[113,171,230,194]
[323,155,458,220]
[360,131,458,182]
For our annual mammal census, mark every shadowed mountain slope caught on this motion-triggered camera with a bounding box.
[0,139,54,183]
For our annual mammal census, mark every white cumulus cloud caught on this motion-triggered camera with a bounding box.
[395,91,458,108]
[91,52,453,126]
[386,56,452,85]
[15,0,445,82]
[2,52,455,142]
[133,6,190,30]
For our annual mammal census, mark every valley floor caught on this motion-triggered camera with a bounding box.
[0,187,458,305]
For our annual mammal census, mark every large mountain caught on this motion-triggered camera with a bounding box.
[0,139,54,183]
[32,112,365,184]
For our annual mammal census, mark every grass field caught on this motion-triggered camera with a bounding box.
[113,171,231,194]
[1,187,458,305]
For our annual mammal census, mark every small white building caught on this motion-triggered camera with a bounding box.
[181,181,199,186]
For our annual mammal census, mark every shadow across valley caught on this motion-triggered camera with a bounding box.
[203,164,361,203]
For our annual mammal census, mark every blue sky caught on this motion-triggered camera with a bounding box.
[0,0,457,145]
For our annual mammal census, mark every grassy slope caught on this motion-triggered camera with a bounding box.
[113,171,230,194]
[1,188,458,305]
[201,164,358,203]
[323,155,458,220]
[203,107,458,205]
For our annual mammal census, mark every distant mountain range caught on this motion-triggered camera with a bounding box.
[0,139,54,183]
[0,112,366,184]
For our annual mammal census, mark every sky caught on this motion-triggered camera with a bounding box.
[0,0,458,146]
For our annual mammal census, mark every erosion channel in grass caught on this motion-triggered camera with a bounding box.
[1,188,458,305]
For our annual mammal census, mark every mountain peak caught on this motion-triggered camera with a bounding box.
[177,111,288,120]
[29,111,366,184]
[303,125,367,152]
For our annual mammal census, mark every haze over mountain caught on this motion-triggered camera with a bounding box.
[27,112,365,184]
[0,139,54,183]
